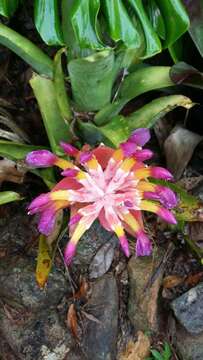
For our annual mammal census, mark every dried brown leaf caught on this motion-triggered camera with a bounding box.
[89,241,115,279]
[163,275,185,289]
[0,159,25,185]
[119,331,150,360]
[67,304,78,339]
[185,272,203,287]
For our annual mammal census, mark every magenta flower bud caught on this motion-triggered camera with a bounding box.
[27,193,50,214]
[38,208,56,236]
[61,169,78,177]
[134,149,153,161]
[26,150,57,168]
[79,151,93,164]
[120,141,137,157]
[60,142,79,156]
[129,128,150,146]
[136,232,152,256]
[69,213,82,227]
[119,235,130,257]
[151,167,173,181]
[64,242,76,265]
[158,208,177,225]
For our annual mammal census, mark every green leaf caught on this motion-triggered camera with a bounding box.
[70,0,102,49]
[102,0,142,50]
[168,37,184,63]
[183,0,203,57]
[156,0,190,47]
[30,73,72,155]
[95,66,175,126]
[34,0,64,46]
[127,0,162,58]
[150,350,163,360]
[54,48,72,123]
[162,342,172,360]
[170,62,203,89]
[0,191,21,205]
[68,50,116,111]
[145,0,166,40]
[0,23,53,78]
[99,95,193,146]
[0,140,44,160]
[0,0,20,17]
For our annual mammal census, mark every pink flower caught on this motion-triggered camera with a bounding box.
[26,129,177,264]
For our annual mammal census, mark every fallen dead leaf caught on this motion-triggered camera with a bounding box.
[119,331,150,360]
[163,275,185,289]
[189,222,203,241]
[164,126,203,180]
[178,176,203,191]
[66,304,79,339]
[185,272,203,287]
[0,159,26,185]
[89,241,115,279]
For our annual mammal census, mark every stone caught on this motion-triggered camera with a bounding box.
[171,282,203,334]
[83,273,118,360]
[73,221,117,268]
[128,251,164,332]
[0,308,72,360]
[175,323,203,360]
[0,256,69,312]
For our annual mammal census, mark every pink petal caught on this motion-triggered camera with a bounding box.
[38,208,56,235]
[136,232,152,256]
[69,213,82,227]
[129,128,150,146]
[64,242,76,265]
[26,150,57,167]
[60,142,79,156]
[158,208,177,224]
[61,169,79,177]
[53,177,81,191]
[79,151,93,164]
[119,235,130,257]
[93,146,114,169]
[120,141,137,157]
[151,167,173,180]
[98,208,112,231]
[28,193,50,214]
[133,149,153,161]
[144,186,178,209]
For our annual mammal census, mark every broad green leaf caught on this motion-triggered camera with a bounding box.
[34,0,64,46]
[95,66,174,125]
[102,0,142,49]
[70,0,102,49]
[0,24,53,78]
[0,0,20,17]
[68,50,116,111]
[183,0,203,57]
[150,350,163,360]
[156,0,190,47]
[100,95,193,146]
[54,49,72,123]
[145,0,166,40]
[168,37,184,63]
[0,191,21,205]
[30,73,72,155]
[0,140,43,160]
[62,0,94,59]
[127,0,162,58]
[162,342,172,360]
[170,62,203,89]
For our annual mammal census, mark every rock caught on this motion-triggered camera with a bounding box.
[0,256,69,311]
[74,221,117,269]
[0,308,72,360]
[175,323,203,360]
[83,273,118,360]
[128,251,164,332]
[171,282,203,334]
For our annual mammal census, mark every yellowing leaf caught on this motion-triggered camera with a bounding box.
[36,235,52,288]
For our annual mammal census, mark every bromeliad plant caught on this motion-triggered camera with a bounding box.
[26,128,177,264]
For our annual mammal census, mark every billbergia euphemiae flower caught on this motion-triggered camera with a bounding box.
[26,129,177,264]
